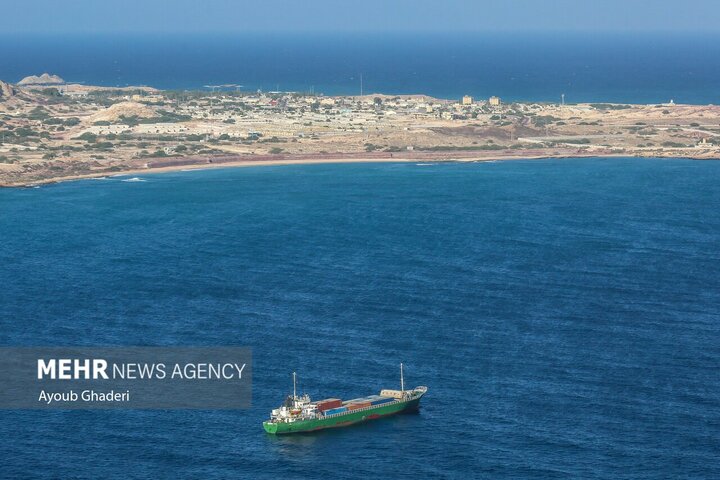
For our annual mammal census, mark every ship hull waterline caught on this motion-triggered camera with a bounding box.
[263,396,422,434]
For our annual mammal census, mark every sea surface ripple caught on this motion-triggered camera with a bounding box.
[0,158,718,479]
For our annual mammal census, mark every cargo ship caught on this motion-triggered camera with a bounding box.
[263,364,427,434]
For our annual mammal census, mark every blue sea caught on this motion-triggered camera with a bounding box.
[2,32,720,103]
[0,158,719,478]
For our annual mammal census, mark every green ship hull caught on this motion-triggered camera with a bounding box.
[263,395,423,434]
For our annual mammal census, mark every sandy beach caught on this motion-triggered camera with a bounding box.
[0,150,634,187]
[3,144,719,188]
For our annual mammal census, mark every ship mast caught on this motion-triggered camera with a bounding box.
[400,363,404,392]
[293,372,297,400]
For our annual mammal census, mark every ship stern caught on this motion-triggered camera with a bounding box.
[263,421,279,434]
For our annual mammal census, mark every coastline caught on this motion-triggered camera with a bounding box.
[3,81,720,188]
[2,151,716,188]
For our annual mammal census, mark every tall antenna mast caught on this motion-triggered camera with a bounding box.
[293,372,297,399]
[400,363,404,392]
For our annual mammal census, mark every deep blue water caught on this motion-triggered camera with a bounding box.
[1,158,720,479]
[2,33,720,103]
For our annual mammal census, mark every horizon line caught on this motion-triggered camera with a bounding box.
[2,28,720,36]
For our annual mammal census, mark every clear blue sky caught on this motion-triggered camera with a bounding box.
[4,0,719,34]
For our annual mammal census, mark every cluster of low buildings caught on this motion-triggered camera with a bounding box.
[72,88,525,142]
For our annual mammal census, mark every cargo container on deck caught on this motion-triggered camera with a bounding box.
[347,402,371,411]
[324,406,348,416]
[315,398,342,412]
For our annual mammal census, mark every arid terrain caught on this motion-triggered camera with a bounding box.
[1,79,719,186]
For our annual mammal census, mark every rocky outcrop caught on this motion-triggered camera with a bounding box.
[0,80,16,98]
[18,73,65,85]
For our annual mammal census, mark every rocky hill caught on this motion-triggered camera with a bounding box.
[18,73,65,86]
[0,80,16,98]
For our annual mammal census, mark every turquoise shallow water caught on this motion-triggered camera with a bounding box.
[0,158,719,478]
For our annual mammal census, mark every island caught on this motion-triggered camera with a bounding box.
[17,73,66,86]
[1,79,719,187]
